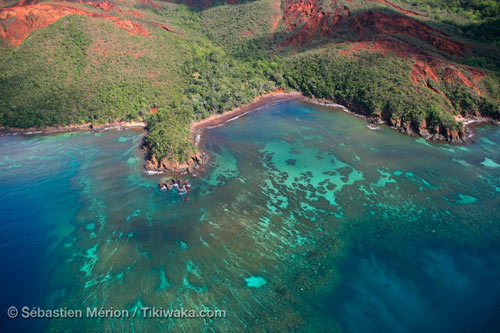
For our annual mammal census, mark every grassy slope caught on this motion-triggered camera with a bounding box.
[201,0,499,137]
[0,0,499,164]
[0,11,189,127]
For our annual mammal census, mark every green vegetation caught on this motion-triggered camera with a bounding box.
[0,0,499,163]
[399,0,499,21]
[282,51,459,127]
[183,49,276,119]
[143,46,276,161]
[397,0,500,43]
[145,106,195,163]
[444,82,500,118]
[0,15,183,128]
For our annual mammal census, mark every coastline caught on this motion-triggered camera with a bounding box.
[190,90,304,135]
[3,91,497,178]
[147,92,499,177]
[303,97,499,144]
[144,90,304,176]
[0,121,146,137]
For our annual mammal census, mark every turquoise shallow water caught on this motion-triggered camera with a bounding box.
[1,100,499,332]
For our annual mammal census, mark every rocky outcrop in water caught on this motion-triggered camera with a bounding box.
[158,178,191,195]
[387,117,469,143]
[145,152,205,176]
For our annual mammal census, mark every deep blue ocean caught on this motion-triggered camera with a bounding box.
[1,100,499,332]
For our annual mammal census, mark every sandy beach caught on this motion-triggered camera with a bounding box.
[190,90,304,135]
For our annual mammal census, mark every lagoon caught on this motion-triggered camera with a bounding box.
[1,100,499,331]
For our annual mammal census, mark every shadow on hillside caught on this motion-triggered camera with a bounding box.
[227,6,499,73]
[165,0,258,11]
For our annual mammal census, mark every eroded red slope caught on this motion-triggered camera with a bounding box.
[350,11,467,56]
[279,0,350,49]
[0,4,118,46]
[278,0,485,101]
[0,0,167,46]
[278,0,467,56]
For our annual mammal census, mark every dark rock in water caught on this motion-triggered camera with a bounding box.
[146,152,206,176]
[158,178,192,195]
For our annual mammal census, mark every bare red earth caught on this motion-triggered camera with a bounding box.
[279,0,350,49]
[126,9,144,19]
[410,58,484,96]
[443,67,483,95]
[270,0,282,33]
[0,1,156,46]
[113,19,149,36]
[87,0,115,11]
[341,40,485,98]
[350,11,467,56]
[410,58,440,83]
[0,3,118,46]
[277,1,465,58]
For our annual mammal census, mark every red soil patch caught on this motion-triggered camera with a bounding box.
[0,2,154,46]
[270,0,282,33]
[151,107,159,114]
[126,10,143,19]
[0,3,118,46]
[277,1,463,58]
[410,57,484,97]
[278,0,350,49]
[350,11,467,57]
[465,67,486,82]
[410,58,440,84]
[113,19,149,37]
[278,1,467,58]
[339,40,486,97]
[341,38,485,99]
[87,0,115,11]
[337,37,484,98]
[443,67,483,95]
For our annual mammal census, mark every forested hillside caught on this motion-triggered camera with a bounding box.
[0,0,498,170]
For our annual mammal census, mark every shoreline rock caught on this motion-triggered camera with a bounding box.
[147,95,498,177]
[303,97,498,144]
[158,178,192,195]
[144,90,303,177]
[144,151,207,177]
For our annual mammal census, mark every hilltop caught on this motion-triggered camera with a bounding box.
[1,0,499,173]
